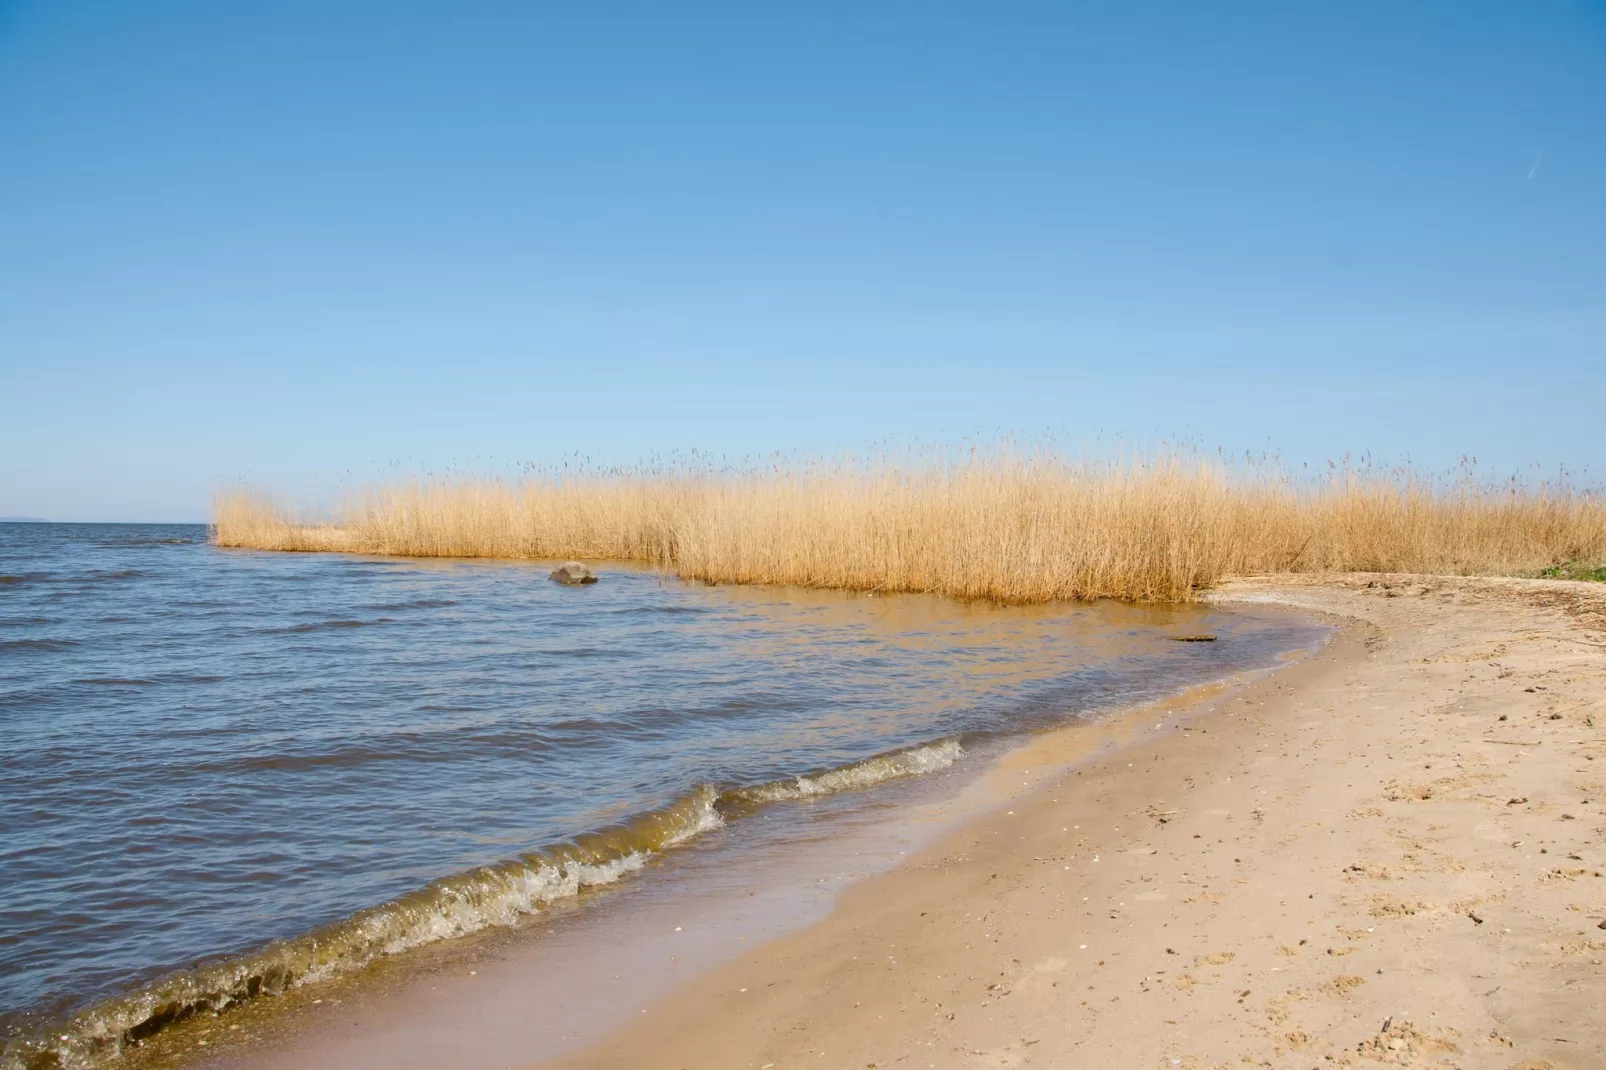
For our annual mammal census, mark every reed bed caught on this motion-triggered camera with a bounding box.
[214,453,1606,603]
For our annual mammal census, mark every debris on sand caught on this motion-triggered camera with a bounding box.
[1355,1018,1460,1064]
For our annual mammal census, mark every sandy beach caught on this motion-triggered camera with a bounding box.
[543,575,1606,1070]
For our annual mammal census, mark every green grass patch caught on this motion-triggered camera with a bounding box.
[1538,561,1606,582]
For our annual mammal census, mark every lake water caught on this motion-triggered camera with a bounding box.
[0,523,1328,1068]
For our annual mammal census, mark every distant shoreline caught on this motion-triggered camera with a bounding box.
[0,519,208,526]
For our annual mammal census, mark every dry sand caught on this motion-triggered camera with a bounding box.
[542,575,1606,1070]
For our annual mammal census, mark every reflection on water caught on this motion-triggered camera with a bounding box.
[0,523,1327,1067]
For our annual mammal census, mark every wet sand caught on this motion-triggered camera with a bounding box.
[176,654,1299,1070]
[542,575,1606,1070]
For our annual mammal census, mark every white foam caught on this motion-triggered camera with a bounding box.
[4,788,730,1070]
[737,739,964,803]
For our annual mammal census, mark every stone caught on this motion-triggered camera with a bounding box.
[549,561,598,585]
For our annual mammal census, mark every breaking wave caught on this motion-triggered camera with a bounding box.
[722,739,965,808]
[2,741,963,1069]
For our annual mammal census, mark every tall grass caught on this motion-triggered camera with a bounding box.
[214,451,1606,603]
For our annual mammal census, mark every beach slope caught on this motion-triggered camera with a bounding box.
[545,575,1606,1070]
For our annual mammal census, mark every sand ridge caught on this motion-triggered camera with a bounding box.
[544,575,1606,1069]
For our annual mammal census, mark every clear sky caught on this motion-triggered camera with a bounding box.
[2,2,1602,521]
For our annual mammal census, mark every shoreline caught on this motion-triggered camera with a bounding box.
[538,574,1606,1069]
[6,579,1318,1070]
[29,572,1605,1069]
[148,626,1325,1070]
[158,610,1330,1070]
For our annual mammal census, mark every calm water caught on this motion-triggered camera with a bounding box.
[0,523,1327,1067]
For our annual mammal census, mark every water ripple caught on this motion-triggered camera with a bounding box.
[0,521,1329,1068]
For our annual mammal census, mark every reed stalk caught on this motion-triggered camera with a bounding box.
[214,451,1606,603]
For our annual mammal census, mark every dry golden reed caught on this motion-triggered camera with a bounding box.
[214,451,1606,603]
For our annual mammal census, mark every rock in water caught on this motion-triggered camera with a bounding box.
[549,561,598,585]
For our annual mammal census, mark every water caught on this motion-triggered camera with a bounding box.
[0,523,1328,1068]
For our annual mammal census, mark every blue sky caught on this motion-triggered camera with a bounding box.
[2,2,1602,521]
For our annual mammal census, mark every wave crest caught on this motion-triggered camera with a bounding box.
[723,739,963,807]
[1,788,724,1070]
[4,743,962,1069]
